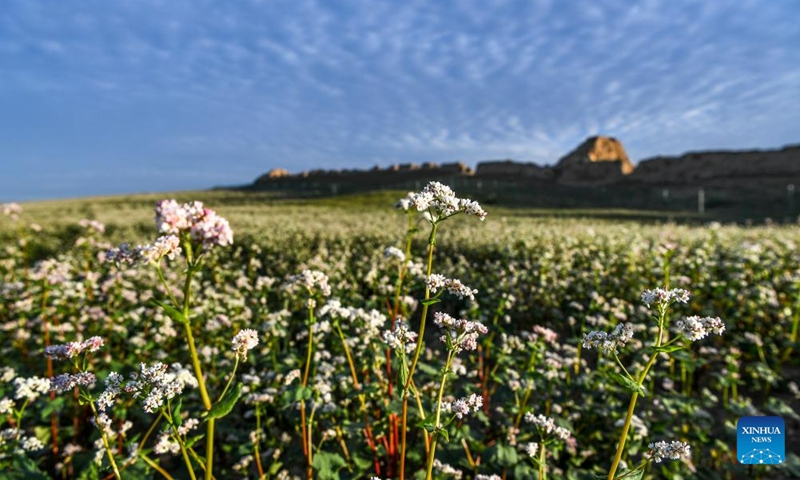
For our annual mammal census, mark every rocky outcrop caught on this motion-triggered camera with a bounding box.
[556,136,634,174]
[628,145,800,186]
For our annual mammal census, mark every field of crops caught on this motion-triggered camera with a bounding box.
[1,184,799,480]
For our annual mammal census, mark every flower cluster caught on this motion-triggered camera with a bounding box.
[44,336,104,359]
[675,316,726,341]
[97,372,124,412]
[433,312,488,352]
[51,372,97,394]
[14,376,51,402]
[450,393,483,419]
[383,246,406,263]
[2,203,21,221]
[78,219,105,234]
[425,274,478,300]
[106,243,140,265]
[232,329,259,360]
[381,321,418,354]
[647,440,691,463]
[155,199,233,249]
[582,323,635,353]
[124,362,185,413]
[524,413,572,442]
[408,181,487,223]
[641,288,690,308]
[139,235,181,264]
[285,269,332,297]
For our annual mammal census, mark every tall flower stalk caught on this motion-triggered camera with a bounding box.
[584,287,724,479]
[394,182,487,479]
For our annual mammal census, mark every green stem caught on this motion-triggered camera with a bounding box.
[205,420,215,480]
[88,401,122,480]
[217,356,239,402]
[425,351,455,480]
[335,322,360,390]
[400,222,437,480]
[539,441,546,480]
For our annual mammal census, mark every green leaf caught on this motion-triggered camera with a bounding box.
[150,299,188,325]
[311,451,347,480]
[421,298,441,306]
[76,462,99,480]
[437,428,450,443]
[418,419,436,433]
[207,383,243,420]
[172,399,183,427]
[615,468,644,480]
[494,443,519,467]
[653,344,684,354]
[9,456,49,480]
[293,385,314,402]
[606,371,646,397]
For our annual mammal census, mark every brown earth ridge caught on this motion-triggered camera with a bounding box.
[252,136,800,190]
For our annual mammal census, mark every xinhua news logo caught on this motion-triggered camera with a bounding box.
[737,416,785,465]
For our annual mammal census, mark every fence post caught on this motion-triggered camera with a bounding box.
[698,188,705,215]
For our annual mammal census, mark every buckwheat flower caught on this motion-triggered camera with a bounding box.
[21,436,44,452]
[2,203,22,221]
[78,219,105,234]
[475,475,502,480]
[641,288,690,308]
[426,275,478,300]
[125,363,184,413]
[395,192,415,211]
[582,323,634,353]
[382,321,418,353]
[232,329,259,360]
[410,181,487,223]
[177,418,199,436]
[284,369,301,385]
[106,243,141,266]
[433,312,488,353]
[452,393,483,419]
[51,372,97,394]
[1,367,15,383]
[153,432,180,455]
[139,235,181,264]
[532,325,559,344]
[433,459,463,479]
[524,442,539,458]
[97,372,123,412]
[14,376,51,402]
[647,440,691,463]
[0,398,13,414]
[675,316,726,341]
[45,336,104,359]
[524,413,572,442]
[383,246,406,263]
[285,269,332,297]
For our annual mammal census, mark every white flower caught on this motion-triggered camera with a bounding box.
[641,288,690,308]
[433,312,488,353]
[232,329,259,360]
[582,323,634,353]
[13,376,51,402]
[0,398,14,414]
[524,413,572,442]
[524,442,539,458]
[675,316,725,341]
[425,275,478,300]
[451,393,483,419]
[409,181,487,223]
[648,440,691,463]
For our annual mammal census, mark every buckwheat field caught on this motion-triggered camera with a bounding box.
[1,183,799,480]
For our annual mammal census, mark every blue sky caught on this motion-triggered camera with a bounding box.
[2,0,799,201]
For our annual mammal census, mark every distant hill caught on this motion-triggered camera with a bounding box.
[249,136,800,191]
